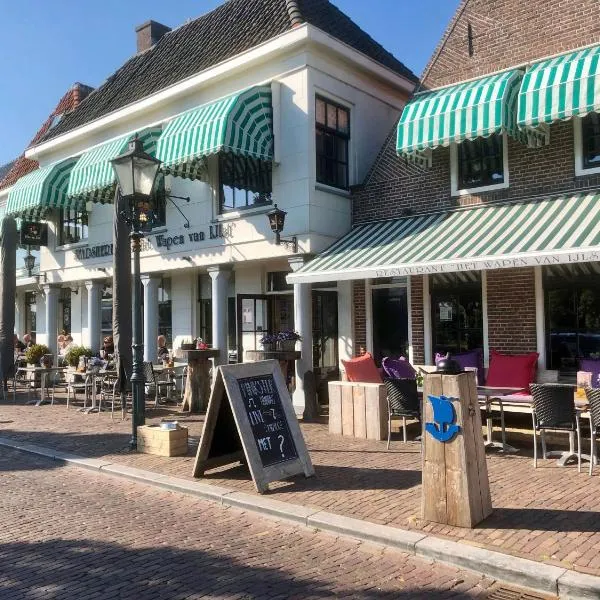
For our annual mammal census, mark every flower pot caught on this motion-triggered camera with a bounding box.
[261,343,276,352]
[181,343,195,351]
[277,340,297,351]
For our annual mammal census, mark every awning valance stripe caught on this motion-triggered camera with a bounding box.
[288,192,600,284]
[156,85,273,181]
[518,44,600,129]
[396,70,545,167]
[6,158,79,219]
[67,127,162,204]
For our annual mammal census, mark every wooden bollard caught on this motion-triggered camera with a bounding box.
[421,372,492,528]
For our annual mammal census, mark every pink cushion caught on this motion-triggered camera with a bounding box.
[342,352,383,384]
[485,349,538,389]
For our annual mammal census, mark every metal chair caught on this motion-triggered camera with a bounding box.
[99,373,131,420]
[384,378,420,448]
[585,387,600,476]
[143,362,176,407]
[530,383,581,471]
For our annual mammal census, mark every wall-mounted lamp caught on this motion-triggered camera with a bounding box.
[181,256,194,264]
[267,204,298,253]
[23,251,36,277]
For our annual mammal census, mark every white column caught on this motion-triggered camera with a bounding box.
[482,271,490,368]
[85,280,102,353]
[337,280,353,367]
[208,265,231,366]
[43,285,59,358]
[141,275,160,362]
[290,257,313,418]
[534,266,546,370]
[423,274,432,365]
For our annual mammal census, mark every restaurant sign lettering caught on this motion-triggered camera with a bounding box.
[74,223,234,260]
[373,250,600,278]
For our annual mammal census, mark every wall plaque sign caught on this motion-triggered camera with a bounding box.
[20,222,48,247]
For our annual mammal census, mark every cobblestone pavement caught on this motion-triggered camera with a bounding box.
[1,391,599,577]
[0,447,501,599]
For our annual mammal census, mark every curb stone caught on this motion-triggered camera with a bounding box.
[1,436,599,598]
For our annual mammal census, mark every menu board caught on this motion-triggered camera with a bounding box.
[193,361,313,493]
[237,374,299,468]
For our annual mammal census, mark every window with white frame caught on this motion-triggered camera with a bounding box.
[59,208,88,246]
[218,153,272,213]
[575,113,600,175]
[451,133,508,195]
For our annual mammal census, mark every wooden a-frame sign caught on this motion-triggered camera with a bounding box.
[193,360,315,493]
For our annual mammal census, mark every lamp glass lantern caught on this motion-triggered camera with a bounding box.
[110,136,162,232]
[267,204,287,235]
[24,252,36,277]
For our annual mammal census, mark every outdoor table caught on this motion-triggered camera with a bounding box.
[79,368,114,413]
[477,386,525,453]
[498,392,590,466]
[174,349,219,413]
[17,366,66,406]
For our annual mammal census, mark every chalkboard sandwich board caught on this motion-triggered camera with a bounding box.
[193,360,314,493]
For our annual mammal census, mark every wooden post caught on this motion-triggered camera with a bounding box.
[422,372,492,528]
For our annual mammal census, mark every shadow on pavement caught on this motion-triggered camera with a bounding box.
[478,507,600,532]
[0,538,475,599]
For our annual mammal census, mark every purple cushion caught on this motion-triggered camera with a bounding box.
[580,359,600,388]
[382,356,416,380]
[452,349,484,385]
[435,349,484,384]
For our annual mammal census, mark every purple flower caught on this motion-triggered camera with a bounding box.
[260,333,278,345]
[276,330,302,342]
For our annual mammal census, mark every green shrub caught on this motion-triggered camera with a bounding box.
[64,345,94,367]
[25,344,50,365]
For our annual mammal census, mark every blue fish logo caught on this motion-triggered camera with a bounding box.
[425,395,460,442]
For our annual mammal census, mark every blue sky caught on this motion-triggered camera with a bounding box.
[0,0,459,166]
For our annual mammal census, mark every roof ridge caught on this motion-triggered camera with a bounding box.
[285,0,304,27]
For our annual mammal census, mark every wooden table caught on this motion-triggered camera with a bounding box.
[174,349,220,413]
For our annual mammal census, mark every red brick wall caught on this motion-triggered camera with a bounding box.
[410,276,425,364]
[352,280,366,356]
[486,268,537,355]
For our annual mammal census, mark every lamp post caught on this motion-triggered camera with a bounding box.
[267,204,298,253]
[111,136,161,450]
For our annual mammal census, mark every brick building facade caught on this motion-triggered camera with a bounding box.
[344,0,600,370]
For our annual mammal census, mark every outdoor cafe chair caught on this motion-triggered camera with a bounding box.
[143,361,176,407]
[585,387,600,476]
[530,383,581,471]
[99,373,130,420]
[384,377,420,448]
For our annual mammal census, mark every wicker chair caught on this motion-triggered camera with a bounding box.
[585,387,600,476]
[384,378,420,448]
[143,362,176,407]
[530,383,580,471]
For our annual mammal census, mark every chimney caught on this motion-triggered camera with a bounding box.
[135,20,171,53]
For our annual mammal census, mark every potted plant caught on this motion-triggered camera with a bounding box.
[25,344,50,367]
[259,333,278,352]
[276,330,302,351]
[64,346,94,369]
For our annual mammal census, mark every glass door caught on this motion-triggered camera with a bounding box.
[237,295,271,362]
[371,286,408,364]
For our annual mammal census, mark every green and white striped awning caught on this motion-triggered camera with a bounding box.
[6,158,79,219]
[396,70,546,168]
[67,127,161,204]
[156,85,273,180]
[518,44,600,130]
[288,191,600,284]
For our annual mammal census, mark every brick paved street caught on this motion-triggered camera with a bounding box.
[0,447,500,599]
[1,391,600,577]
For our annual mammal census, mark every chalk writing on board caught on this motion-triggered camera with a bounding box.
[237,375,299,468]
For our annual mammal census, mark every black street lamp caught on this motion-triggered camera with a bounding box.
[111,136,161,450]
[267,204,297,252]
[23,248,36,277]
